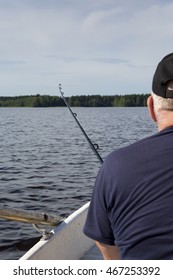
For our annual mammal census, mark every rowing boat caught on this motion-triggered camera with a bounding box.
[19,202,102,260]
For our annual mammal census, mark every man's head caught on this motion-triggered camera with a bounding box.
[152,53,173,98]
[151,53,173,112]
[148,53,173,130]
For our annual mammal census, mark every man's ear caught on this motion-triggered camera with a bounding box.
[147,95,157,122]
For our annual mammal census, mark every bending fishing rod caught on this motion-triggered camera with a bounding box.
[59,84,103,164]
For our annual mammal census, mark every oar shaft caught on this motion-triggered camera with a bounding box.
[0,208,63,226]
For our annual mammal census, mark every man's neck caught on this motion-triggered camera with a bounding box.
[157,111,173,131]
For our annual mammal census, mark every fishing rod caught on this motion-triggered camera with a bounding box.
[59,84,103,164]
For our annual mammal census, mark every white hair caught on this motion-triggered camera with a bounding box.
[152,80,173,112]
[152,92,173,112]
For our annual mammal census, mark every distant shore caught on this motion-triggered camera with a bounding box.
[0,94,149,107]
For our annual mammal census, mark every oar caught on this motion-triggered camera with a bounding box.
[0,207,63,226]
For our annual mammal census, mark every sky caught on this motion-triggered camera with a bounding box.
[1,0,173,96]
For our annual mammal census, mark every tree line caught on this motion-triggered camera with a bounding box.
[0,94,149,107]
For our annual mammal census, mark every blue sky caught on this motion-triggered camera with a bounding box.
[0,0,173,96]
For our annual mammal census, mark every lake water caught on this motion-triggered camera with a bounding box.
[0,107,157,259]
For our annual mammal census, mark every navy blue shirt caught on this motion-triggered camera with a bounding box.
[84,126,173,259]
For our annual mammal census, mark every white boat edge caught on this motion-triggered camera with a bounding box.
[20,201,96,260]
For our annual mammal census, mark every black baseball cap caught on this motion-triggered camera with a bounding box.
[152,53,173,98]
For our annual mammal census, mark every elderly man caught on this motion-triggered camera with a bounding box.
[84,53,173,260]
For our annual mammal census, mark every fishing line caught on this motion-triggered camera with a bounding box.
[59,84,103,164]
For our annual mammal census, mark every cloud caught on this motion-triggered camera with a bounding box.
[0,60,26,66]
[90,58,129,64]
[0,0,173,95]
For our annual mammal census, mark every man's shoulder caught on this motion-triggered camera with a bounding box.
[107,134,153,158]
[108,126,173,160]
